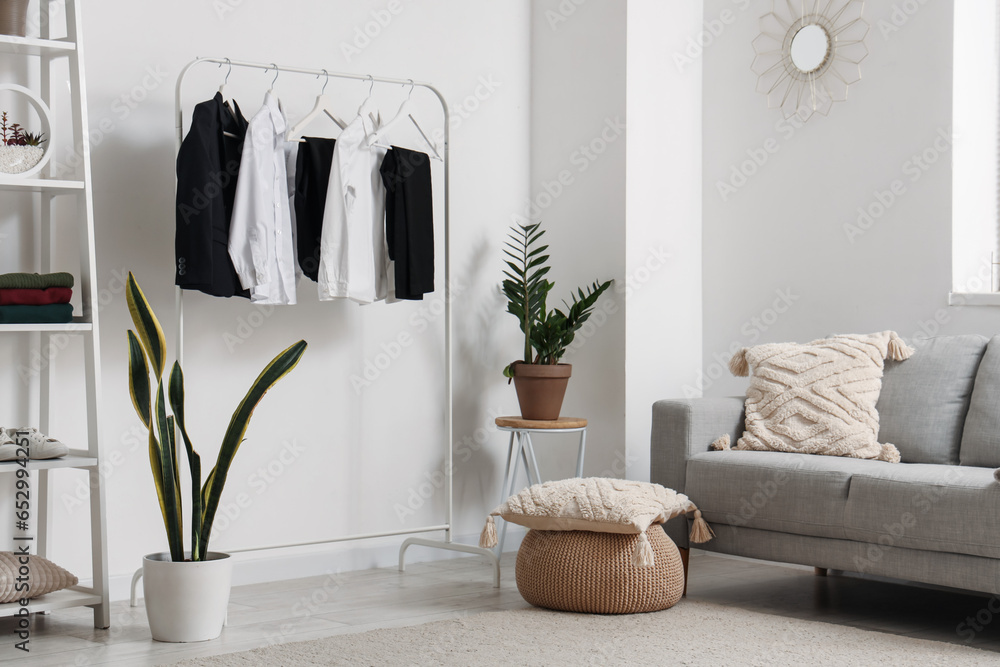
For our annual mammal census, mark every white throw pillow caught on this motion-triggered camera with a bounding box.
[479,478,712,567]
[725,331,914,462]
[0,552,78,603]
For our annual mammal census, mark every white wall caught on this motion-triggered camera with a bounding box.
[528,0,627,484]
[625,0,703,481]
[702,0,1000,398]
[0,0,534,599]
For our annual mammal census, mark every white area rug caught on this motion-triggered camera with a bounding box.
[169,599,1000,666]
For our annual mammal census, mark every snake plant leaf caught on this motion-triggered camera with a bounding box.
[155,382,184,562]
[169,362,202,561]
[199,340,308,553]
[127,330,151,428]
[147,428,171,547]
[126,272,167,380]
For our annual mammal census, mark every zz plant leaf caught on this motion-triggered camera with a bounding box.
[501,223,612,373]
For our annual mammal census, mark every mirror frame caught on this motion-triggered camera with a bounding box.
[751,0,870,121]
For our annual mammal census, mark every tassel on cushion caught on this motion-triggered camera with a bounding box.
[887,331,915,361]
[878,443,901,464]
[710,434,731,451]
[689,509,715,543]
[728,348,750,377]
[633,531,655,568]
[479,515,497,549]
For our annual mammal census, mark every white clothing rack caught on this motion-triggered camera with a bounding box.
[130,57,498,607]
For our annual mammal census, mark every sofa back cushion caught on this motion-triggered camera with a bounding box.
[876,334,987,464]
[960,335,1000,467]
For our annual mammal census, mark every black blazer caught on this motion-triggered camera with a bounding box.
[175,93,250,298]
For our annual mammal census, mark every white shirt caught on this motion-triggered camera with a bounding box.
[229,92,298,305]
[318,114,389,304]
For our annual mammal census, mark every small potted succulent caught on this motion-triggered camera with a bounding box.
[501,222,612,420]
[0,111,45,174]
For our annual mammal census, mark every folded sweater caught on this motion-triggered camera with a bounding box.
[0,304,73,324]
[0,272,75,289]
[0,287,72,306]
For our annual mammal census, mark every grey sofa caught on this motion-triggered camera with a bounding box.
[651,334,1000,594]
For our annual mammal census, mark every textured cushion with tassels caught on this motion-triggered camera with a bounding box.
[479,478,713,567]
[0,552,78,603]
[722,330,914,463]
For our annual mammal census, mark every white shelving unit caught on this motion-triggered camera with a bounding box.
[0,0,108,629]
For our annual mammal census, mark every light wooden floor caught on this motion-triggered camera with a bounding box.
[4,550,1000,665]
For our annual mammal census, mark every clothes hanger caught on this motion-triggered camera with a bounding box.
[266,62,280,94]
[218,58,232,99]
[217,58,241,138]
[367,80,443,161]
[286,69,347,142]
[357,75,378,125]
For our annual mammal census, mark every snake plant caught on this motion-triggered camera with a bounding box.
[126,272,307,562]
[501,222,612,376]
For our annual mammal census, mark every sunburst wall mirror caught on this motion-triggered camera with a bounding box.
[751,0,869,120]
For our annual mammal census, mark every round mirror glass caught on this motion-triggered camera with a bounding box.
[789,24,830,73]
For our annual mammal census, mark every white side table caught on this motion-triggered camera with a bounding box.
[493,416,587,554]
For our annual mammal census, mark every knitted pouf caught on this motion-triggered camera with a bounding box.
[515,525,684,614]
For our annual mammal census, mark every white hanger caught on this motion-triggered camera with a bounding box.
[358,75,378,121]
[286,69,347,142]
[218,58,232,99]
[265,63,280,94]
[366,80,443,161]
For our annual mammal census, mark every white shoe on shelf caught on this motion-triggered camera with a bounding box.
[0,428,15,461]
[0,428,69,461]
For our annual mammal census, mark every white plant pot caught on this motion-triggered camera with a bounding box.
[142,552,232,643]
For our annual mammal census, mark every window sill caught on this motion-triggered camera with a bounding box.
[949,292,1000,306]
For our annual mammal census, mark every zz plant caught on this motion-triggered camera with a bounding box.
[502,222,612,376]
[126,272,307,562]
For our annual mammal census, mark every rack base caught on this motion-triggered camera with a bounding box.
[398,538,501,588]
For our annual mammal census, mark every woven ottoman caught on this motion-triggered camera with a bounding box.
[515,525,684,614]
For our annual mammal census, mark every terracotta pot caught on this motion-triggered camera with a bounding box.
[512,363,571,420]
[0,0,30,37]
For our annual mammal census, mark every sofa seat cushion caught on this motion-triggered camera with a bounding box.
[843,464,1000,559]
[685,450,897,540]
[876,334,987,465]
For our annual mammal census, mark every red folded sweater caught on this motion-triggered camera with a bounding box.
[0,287,73,305]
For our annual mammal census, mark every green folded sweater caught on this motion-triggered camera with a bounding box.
[0,272,75,289]
[0,304,73,323]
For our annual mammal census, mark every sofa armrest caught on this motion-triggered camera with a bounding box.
[651,397,746,548]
